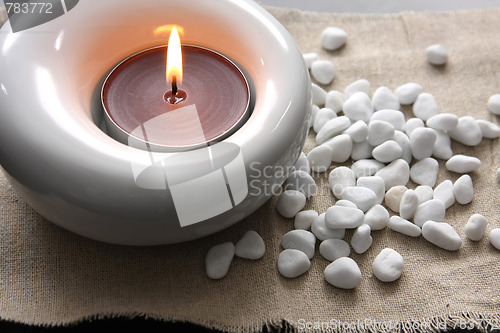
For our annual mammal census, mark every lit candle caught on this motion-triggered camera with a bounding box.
[102,26,251,152]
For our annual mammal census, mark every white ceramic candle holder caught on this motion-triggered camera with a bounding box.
[0,0,311,245]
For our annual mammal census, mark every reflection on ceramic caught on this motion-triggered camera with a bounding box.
[0,0,311,245]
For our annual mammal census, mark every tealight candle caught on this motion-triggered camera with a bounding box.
[102,27,251,152]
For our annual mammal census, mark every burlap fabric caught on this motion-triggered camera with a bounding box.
[1,5,499,333]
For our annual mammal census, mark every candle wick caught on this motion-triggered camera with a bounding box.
[171,75,178,101]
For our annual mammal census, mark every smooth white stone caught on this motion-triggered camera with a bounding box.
[413,93,438,121]
[422,221,462,251]
[276,190,307,218]
[357,175,385,204]
[399,189,419,220]
[351,224,373,254]
[309,104,320,129]
[392,130,413,164]
[448,116,483,146]
[321,26,347,51]
[372,248,404,282]
[311,213,346,241]
[322,134,353,163]
[414,199,445,228]
[410,157,439,187]
[278,249,311,278]
[344,79,370,97]
[477,119,500,139]
[281,229,316,259]
[371,109,406,131]
[285,170,317,198]
[432,130,453,160]
[396,82,423,105]
[351,141,374,161]
[205,242,235,279]
[368,120,395,146]
[415,185,434,205]
[426,44,448,65]
[343,92,374,122]
[313,107,337,133]
[325,90,347,113]
[307,145,332,172]
[446,155,482,173]
[426,113,458,131]
[375,159,410,191]
[311,60,336,85]
[343,120,368,143]
[384,185,408,213]
[363,204,390,230]
[404,117,425,137]
[489,229,500,250]
[325,205,365,229]
[329,166,356,199]
[303,52,318,69]
[339,186,378,212]
[294,210,319,230]
[410,127,437,160]
[464,214,487,241]
[372,86,400,111]
[488,94,500,115]
[389,216,422,237]
[324,257,362,289]
[316,116,351,145]
[372,140,403,163]
[351,159,385,178]
[319,239,351,261]
[294,152,311,174]
[433,180,455,209]
[453,174,474,204]
[312,83,327,106]
[335,199,358,208]
[235,230,266,260]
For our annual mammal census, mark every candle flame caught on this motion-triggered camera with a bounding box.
[166,27,182,88]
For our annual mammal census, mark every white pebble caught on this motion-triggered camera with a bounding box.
[343,92,374,122]
[276,190,307,218]
[340,186,378,212]
[294,152,311,174]
[281,229,316,259]
[477,119,500,139]
[372,140,403,163]
[309,104,320,129]
[426,113,458,131]
[363,204,390,230]
[285,170,317,198]
[343,120,368,143]
[415,185,434,204]
[372,86,400,111]
[205,242,235,279]
[371,109,406,131]
[396,82,423,105]
[307,145,332,173]
[399,189,419,220]
[319,239,350,261]
[344,79,370,97]
[324,257,362,289]
[294,210,318,230]
[329,166,356,199]
[351,159,385,178]
[325,90,347,113]
[372,248,404,282]
[414,199,445,228]
[446,155,481,173]
[351,224,373,254]
[357,175,385,204]
[235,230,266,260]
[404,117,425,137]
[389,216,422,237]
[278,249,311,278]
[311,83,327,106]
[453,174,474,204]
[433,180,455,209]
[311,60,336,85]
[432,130,453,160]
[464,214,487,241]
[487,94,500,115]
[410,157,439,187]
[303,52,318,69]
[410,127,437,160]
[375,159,410,191]
[426,44,448,65]
[351,141,374,161]
[322,134,353,163]
[368,120,395,146]
[448,116,483,146]
[311,213,345,241]
[335,199,358,208]
[422,221,462,251]
[321,26,347,51]
[316,116,351,145]
[489,229,500,250]
[313,107,337,133]
[384,185,408,213]
[413,93,438,121]
[325,205,365,229]
[392,130,413,164]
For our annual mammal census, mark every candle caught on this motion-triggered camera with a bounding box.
[102,27,250,151]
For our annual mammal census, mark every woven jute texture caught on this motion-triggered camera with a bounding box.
[1,5,500,333]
